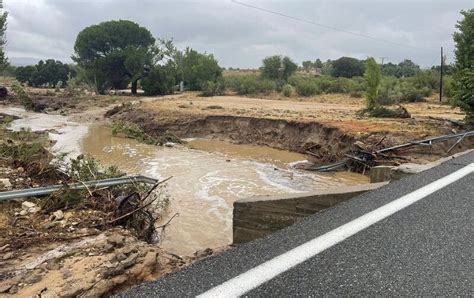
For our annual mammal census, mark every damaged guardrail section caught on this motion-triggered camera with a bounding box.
[0,175,158,201]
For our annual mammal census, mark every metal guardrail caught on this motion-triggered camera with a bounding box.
[0,175,158,201]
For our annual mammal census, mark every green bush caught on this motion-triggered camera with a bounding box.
[282,84,295,97]
[412,70,439,90]
[11,82,33,110]
[287,75,318,96]
[377,77,430,104]
[318,77,365,94]
[224,75,276,95]
[200,80,225,97]
[443,76,455,98]
[141,64,176,96]
[111,120,185,145]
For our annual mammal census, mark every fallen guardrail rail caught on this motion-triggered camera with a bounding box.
[0,175,158,201]
[308,130,474,172]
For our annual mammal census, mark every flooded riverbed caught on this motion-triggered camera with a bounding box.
[3,107,369,255]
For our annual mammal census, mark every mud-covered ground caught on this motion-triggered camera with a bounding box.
[0,112,216,297]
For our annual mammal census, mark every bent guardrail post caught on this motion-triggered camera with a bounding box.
[0,175,159,201]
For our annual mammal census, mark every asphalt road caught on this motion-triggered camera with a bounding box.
[120,151,474,297]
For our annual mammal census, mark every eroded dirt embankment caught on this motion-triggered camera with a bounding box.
[108,106,355,163]
[108,102,474,166]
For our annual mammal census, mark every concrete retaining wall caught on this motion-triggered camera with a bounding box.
[233,182,388,244]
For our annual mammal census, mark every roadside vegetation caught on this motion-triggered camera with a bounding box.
[111,120,185,145]
[452,9,474,123]
[4,17,459,119]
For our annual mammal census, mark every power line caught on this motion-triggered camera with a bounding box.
[230,0,436,54]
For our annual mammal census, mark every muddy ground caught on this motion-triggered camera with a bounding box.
[0,110,217,297]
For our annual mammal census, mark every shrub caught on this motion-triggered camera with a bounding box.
[317,76,364,94]
[68,155,123,182]
[295,80,320,96]
[350,91,363,98]
[141,64,176,96]
[412,70,439,90]
[111,120,185,145]
[200,80,225,97]
[359,106,411,118]
[282,84,295,97]
[11,82,33,110]
[377,78,430,104]
[443,76,455,98]
[225,75,276,95]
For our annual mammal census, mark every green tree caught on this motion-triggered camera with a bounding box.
[15,60,71,87]
[364,57,382,110]
[302,60,314,72]
[0,0,7,72]
[331,57,365,78]
[396,59,420,77]
[381,62,398,77]
[453,9,474,122]
[261,55,297,81]
[15,65,36,84]
[141,62,176,95]
[73,20,155,94]
[314,58,323,68]
[176,47,222,90]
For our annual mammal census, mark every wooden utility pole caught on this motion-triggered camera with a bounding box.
[439,47,444,102]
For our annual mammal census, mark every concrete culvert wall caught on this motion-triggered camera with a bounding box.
[232,182,388,244]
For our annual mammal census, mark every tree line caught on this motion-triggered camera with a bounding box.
[2,8,473,122]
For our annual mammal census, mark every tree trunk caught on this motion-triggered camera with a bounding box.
[131,79,138,95]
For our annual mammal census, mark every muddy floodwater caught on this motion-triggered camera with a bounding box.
[3,107,369,255]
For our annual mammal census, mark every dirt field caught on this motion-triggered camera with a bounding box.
[118,92,464,135]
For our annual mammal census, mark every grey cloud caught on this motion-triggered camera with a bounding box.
[4,0,473,67]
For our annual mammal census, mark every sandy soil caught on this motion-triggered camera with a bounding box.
[133,92,465,138]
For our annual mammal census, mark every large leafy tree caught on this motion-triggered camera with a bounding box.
[175,47,222,90]
[261,55,297,81]
[331,57,365,78]
[73,20,155,94]
[453,9,474,122]
[0,0,8,72]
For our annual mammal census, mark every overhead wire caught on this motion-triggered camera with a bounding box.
[230,0,437,55]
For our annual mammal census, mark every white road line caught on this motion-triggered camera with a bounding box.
[198,163,474,298]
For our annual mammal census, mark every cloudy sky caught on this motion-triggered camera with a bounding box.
[4,0,473,68]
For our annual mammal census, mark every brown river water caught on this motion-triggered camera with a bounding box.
[3,107,369,255]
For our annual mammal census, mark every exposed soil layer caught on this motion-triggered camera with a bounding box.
[0,226,209,297]
[141,114,354,163]
[109,100,473,166]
